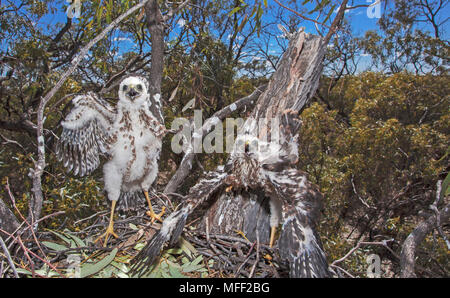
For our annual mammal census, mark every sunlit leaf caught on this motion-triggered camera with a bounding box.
[42,241,68,251]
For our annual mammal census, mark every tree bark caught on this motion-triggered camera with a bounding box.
[0,198,19,237]
[145,0,165,124]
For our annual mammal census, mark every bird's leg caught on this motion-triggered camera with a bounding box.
[95,200,119,247]
[144,190,165,224]
[269,226,277,248]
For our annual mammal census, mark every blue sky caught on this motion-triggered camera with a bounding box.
[6,0,448,41]
[2,0,448,75]
[4,0,384,48]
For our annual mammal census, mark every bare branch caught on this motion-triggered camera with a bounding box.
[0,234,18,278]
[332,239,397,267]
[273,0,331,29]
[400,202,450,277]
[324,0,349,45]
[163,0,191,22]
[430,180,450,249]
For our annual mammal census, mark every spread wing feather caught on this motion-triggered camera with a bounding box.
[55,92,116,177]
[265,168,331,277]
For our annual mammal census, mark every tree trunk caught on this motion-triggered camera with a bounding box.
[145,0,165,125]
[0,198,19,237]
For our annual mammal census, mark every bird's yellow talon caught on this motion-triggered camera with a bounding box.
[226,185,233,192]
[146,208,165,224]
[235,230,250,242]
[144,191,165,224]
[95,223,118,247]
[95,200,118,247]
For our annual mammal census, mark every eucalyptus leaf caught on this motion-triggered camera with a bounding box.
[66,233,86,248]
[42,241,68,252]
[228,6,241,16]
[46,229,71,244]
[79,248,118,278]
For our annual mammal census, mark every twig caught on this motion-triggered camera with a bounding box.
[0,132,25,151]
[5,178,48,260]
[0,234,18,278]
[74,210,109,225]
[234,241,256,277]
[332,239,397,266]
[430,180,450,249]
[351,175,373,209]
[273,0,331,29]
[248,231,260,278]
[330,264,355,278]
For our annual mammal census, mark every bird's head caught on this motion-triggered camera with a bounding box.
[224,134,262,189]
[234,134,259,158]
[119,76,149,105]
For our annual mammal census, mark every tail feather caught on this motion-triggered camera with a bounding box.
[130,208,189,277]
[278,215,330,278]
[116,191,146,212]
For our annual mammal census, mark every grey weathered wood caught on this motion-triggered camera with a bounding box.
[145,0,165,124]
[0,198,19,237]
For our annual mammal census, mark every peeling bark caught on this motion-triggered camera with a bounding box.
[0,198,19,237]
[145,0,165,124]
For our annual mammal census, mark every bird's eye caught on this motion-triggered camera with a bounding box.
[136,84,143,91]
[122,85,128,91]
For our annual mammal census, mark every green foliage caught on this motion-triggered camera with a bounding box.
[1,0,448,278]
[299,72,449,276]
[359,0,449,74]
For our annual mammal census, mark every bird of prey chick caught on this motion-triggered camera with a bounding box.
[56,76,166,246]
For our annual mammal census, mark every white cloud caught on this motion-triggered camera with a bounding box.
[177,18,186,27]
[113,37,132,42]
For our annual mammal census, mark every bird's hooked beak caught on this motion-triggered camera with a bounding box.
[244,140,250,153]
[126,85,140,100]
